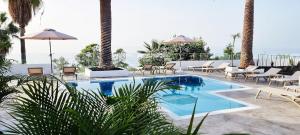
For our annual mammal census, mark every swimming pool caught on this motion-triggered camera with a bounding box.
[68,75,256,119]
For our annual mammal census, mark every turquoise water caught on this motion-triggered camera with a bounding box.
[68,76,247,117]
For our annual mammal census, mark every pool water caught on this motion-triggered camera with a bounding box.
[68,76,247,117]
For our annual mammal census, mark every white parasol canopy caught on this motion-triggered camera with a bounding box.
[163,35,194,44]
[21,29,77,73]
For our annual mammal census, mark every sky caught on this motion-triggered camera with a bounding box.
[1,0,300,66]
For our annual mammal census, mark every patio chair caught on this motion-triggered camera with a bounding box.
[61,67,77,80]
[225,65,259,78]
[245,68,282,83]
[256,87,300,108]
[187,61,214,72]
[28,67,43,76]
[269,71,300,86]
[162,63,176,74]
[138,64,154,75]
[202,62,230,73]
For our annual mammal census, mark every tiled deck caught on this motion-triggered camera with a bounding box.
[168,71,300,135]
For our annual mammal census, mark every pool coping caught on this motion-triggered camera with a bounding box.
[71,74,260,120]
[160,87,260,120]
[155,74,260,120]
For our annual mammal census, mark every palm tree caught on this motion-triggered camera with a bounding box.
[240,0,255,68]
[228,33,240,66]
[99,0,114,70]
[137,41,164,65]
[232,33,240,47]
[137,41,163,55]
[0,12,18,58]
[7,0,42,64]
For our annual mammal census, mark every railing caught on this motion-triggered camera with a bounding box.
[149,53,241,61]
[256,54,300,67]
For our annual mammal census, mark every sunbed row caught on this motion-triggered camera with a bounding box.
[27,67,77,80]
[185,61,300,107]
[186,61,300,85]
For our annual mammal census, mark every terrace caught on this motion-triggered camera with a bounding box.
[4,70,300,134]
[1,0,300,135]
[2,68,300,135]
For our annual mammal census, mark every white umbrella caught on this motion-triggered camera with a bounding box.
[21,29,77,73]
[163,35,195,72]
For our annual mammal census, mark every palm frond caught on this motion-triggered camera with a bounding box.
[1,76,182,134]
[185,99,208,135]
[31,0,43,14]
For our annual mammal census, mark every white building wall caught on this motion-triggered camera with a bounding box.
[6,64,53,75]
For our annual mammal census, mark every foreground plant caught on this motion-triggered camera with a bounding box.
[1,76,210,134]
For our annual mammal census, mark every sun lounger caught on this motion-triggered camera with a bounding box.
[256,87,300,108]
[245,68,282,83]
[187,61,214,72]
[61,67,77,80]
[28,67,43,76]
[138,64,154,75]
[269,71,300,86]
[202,62,230,73]
[161,63,176,74]
[225,65,259,78]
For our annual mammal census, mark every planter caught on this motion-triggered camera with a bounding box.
[85,68,133,78]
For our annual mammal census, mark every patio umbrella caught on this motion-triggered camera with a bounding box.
[21,29,77,73]
[163,35,195,72]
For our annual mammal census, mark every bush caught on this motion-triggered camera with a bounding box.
[138,54,166,66]
[76,44,99,67]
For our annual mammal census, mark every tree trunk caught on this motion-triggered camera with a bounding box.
[20,25,26,64]
[240,0,254,68]
[99,0,114,70]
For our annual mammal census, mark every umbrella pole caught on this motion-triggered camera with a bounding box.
[49,39,53,74]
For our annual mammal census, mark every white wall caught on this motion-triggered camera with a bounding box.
[6,64,53,75]
[168,60,240,70]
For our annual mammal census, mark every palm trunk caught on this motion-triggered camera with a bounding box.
[20,25,26,64]
[99,0,114,70]
[240,0,254,68]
